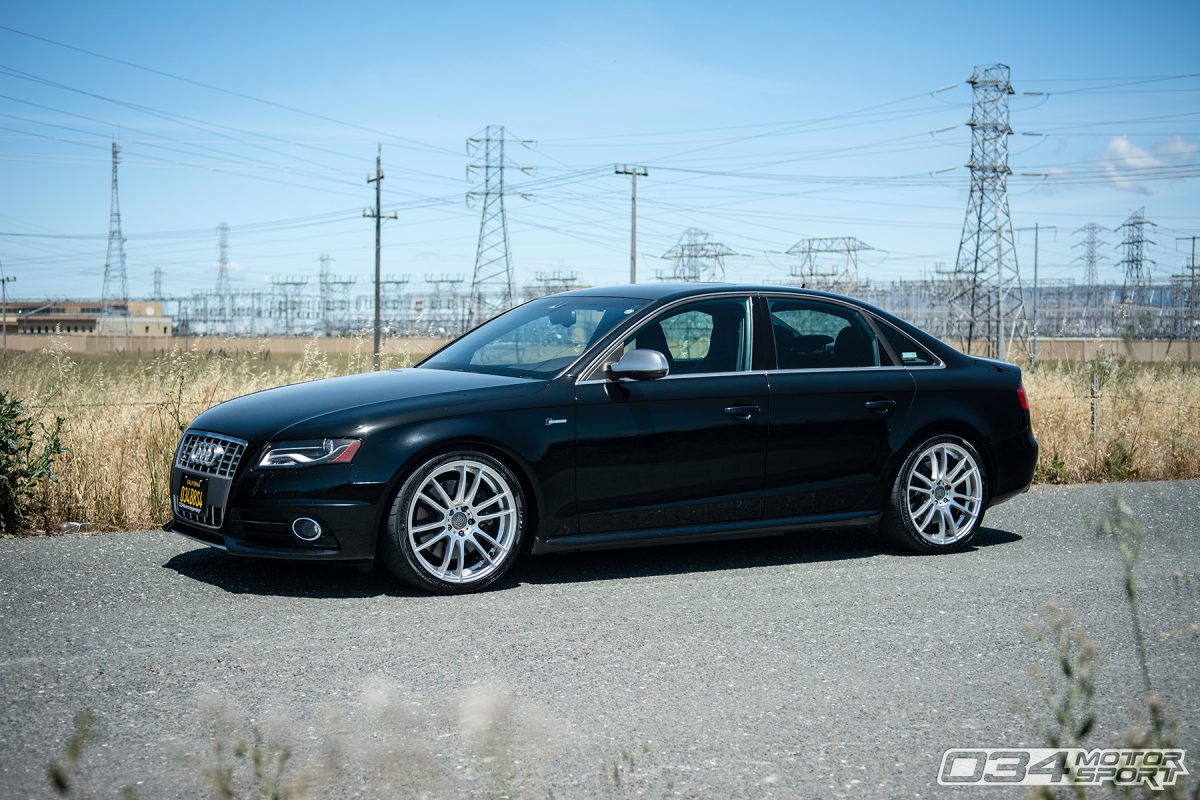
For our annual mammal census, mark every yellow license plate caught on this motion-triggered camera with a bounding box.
[177,474,208,513]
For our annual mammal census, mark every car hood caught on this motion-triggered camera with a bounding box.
[186,367,545,443]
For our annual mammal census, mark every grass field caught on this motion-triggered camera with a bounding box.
[2,336,1198,531]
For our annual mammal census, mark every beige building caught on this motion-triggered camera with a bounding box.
[1,300,172,337]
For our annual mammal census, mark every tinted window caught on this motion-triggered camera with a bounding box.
[623,297,751,375]
[876,320,937,366]
[768,298,880,369]
[422,296,647,378]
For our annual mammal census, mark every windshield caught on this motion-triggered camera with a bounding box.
[419,295,648,378]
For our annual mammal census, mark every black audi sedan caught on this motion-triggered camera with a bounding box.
[166,283,1037,593]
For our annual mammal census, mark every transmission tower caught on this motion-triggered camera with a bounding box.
[317,253,357,335]
[533,270,580,297]
[466,126,532,327]
[1115,208,1155,302]
[786,236,873,294]
[271,277,309,336]
[948,64,1026,359]
[1073,223,1106,288]
[377,274,410,333]
[100,141,129,322]
[659,228,736,282]
[426,273,467,334]
[151,267,163,301]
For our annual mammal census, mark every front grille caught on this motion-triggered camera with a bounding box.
[175,431,248,478]
[175,503,224,529]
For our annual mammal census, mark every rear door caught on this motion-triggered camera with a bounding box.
[573,295,769,534]
[762,296,915,517]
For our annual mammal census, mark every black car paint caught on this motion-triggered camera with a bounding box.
[167,284,1037,566]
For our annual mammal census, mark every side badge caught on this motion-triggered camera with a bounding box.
[545,418,568,426]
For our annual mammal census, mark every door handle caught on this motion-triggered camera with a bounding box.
[864,398,897,413]
[724,404,762,419]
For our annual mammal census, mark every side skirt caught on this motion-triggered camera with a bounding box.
[532,510,882,555]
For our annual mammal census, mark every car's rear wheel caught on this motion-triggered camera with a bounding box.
[881,434,987,553]
[380,451,525,594]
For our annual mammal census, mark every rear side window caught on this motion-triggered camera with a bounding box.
[876,319,937,367]
[768,298,880,369]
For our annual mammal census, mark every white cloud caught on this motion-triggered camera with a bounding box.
[1099,135,1200,194]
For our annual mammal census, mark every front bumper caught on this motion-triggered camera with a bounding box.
[168,460,387,562]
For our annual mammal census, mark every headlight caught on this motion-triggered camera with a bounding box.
[258,438,361,468]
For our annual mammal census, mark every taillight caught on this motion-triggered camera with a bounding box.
[1016,384,1030,411]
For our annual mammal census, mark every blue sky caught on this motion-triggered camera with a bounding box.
[1,0,1198,299]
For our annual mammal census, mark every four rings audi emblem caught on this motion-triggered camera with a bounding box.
[188,443,226,467]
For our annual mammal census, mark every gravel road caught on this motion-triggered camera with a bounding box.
[1,481,1198,799]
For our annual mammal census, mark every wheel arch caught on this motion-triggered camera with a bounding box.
[378,434,543,549]
[887,420,997,502]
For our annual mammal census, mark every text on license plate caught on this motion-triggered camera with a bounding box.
[177,474,207,512]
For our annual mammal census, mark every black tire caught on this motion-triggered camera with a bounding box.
[880,434,988,554]
[379,450,526,594]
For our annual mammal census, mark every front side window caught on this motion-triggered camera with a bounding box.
[768,298,880,369]
[421,296,647,378]
[622,296,751,375]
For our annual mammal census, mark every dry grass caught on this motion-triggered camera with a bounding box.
[1,334,413,532]
[1,337,1198,532]
[1027,356,1200,484]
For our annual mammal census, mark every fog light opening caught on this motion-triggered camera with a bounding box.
[292,517,322,542]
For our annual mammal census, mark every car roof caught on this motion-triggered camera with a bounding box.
[557,282,861,304]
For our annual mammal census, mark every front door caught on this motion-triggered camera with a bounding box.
[574,295,769,534]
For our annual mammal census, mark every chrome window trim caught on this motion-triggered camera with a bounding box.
[573,292,756,384]
[577,369,768,387]
[766,364,945,376]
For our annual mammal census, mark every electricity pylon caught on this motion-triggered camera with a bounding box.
[466,126,532,327]
[948,64,1026,359]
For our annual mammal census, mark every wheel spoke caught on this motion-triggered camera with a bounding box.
[417,491,447,514]
[455,539,466,579]
[454,465,468,502]
[410,520,445,535]
[475,509,510,523]
[911,498,934,520]
[465,469,484,504]
[473,493,503,512]
[469,538,495,565]
[416,531,449,552]
[431,479,454,509]
[919,503,938,531]
[474,527,501,549]
[437,537,454,575]
[942,507,959,537]
[910,471,935,487]
[952,468,979,489]
[944,457,969,483]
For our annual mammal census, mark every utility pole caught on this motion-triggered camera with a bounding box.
[364,145,397,370]
[1178,235,1198,364]
[1016,224,1056,367]
[614,165,648,283]
[0,260,13,362]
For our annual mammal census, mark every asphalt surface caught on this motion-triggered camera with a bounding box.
[1,481,1198,799]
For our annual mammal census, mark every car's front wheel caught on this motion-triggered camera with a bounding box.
[881,434,987,553]
[380,451,525,594]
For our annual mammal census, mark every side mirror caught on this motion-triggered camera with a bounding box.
[608,349,669,381]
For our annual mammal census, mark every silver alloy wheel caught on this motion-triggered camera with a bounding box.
[904,441,983,545]
[406,458,519,584]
